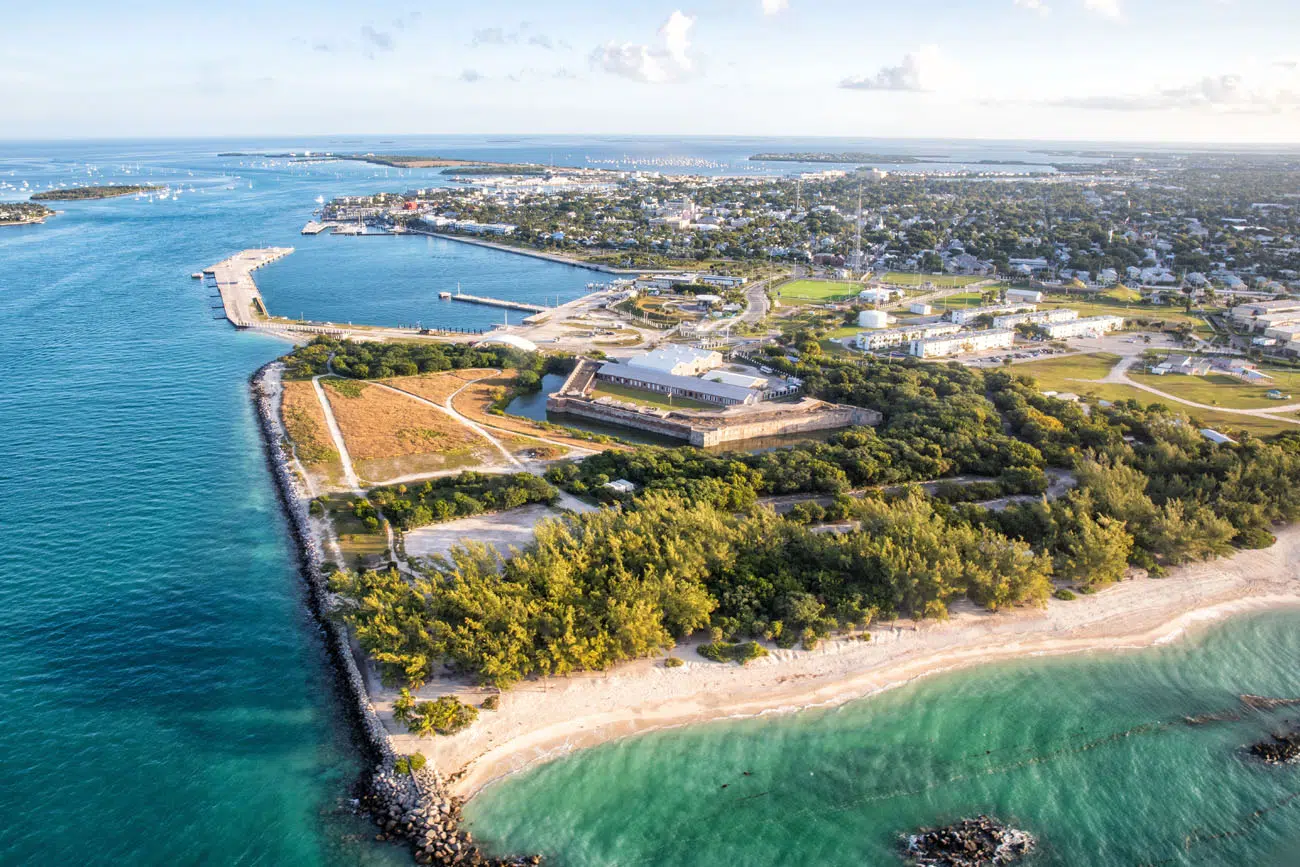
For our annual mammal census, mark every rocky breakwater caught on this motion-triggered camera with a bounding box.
[903,816,1034,866]
[368,766,540,866]
[250,362,540,866]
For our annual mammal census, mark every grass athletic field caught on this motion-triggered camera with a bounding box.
[776,279,861,303]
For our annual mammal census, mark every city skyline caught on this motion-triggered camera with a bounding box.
[4,0,1300,143]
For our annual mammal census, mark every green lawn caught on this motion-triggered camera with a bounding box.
[777,279,861,303]
[1038,296,1217,330]
[320,493,390,570]
[591,382,713,411]
[1129,370,1300,410]
[880,273,991,288]
[929,291,992,310]
[1013,354,1298,437]
[826,325,864,339]
[1011,352,1122,392]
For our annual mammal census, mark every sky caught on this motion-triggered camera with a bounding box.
[3,0,1300,143]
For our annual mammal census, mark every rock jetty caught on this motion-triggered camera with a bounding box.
[904,816,1034,866]
[1248,730,1300,765]
[250,362,540,866]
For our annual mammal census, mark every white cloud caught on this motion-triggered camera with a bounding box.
[839,46,950,92]
[591,11,697,83]
[459,69,484,83]
[762,0,790,14]
[1052,71,1300,113]
[1013,0,1050,14]
[1083,0,1122,19]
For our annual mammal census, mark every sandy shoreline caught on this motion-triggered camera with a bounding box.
[373,525,1300,800]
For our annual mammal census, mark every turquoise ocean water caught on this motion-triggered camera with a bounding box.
[2,137,1298,866]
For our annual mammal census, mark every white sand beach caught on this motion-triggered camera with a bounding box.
[371,525,1300,800]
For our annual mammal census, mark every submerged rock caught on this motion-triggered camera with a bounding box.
[1248,730,1300,765]
[903,816,1034,866]
[1240,695,1300,711]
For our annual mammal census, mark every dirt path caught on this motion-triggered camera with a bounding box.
[311,373,364,494]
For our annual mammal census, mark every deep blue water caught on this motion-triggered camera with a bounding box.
[3,136,1300,866]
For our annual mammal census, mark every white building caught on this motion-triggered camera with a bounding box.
[702,370,769,390]
[699,274,747,288]
[1005,288,1044,304]
[858,287,897,305]
[993,308,1078,329]
[949,304,1036,325]
[858,309,891,329]
[626,345,723,377]
[909,302,933,315]
[909,329,1015,358]
[857,323,961,351]
[1041,315,1126,339]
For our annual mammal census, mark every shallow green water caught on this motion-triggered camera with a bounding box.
[465,611,1300,866]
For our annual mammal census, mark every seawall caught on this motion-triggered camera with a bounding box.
[410,229,641,274]
[249,361,538,867]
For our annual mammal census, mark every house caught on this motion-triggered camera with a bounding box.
[1005,288,1044,304]
[604,479,637,495]
[859,287,900,305]
[1152,355,1212,376]
[1200,429,1238,446]
[909,302,933,315]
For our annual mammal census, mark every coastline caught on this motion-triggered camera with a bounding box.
[379,527,1300,800]
[250,361,537,866]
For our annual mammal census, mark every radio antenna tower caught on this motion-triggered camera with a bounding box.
[854,182,863,275]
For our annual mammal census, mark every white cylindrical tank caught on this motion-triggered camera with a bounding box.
[858,309,890,329]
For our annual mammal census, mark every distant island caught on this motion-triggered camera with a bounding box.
[441,164,550,177]
[31,184,163,201]
[750,151,933,164]
[0,201,53,225]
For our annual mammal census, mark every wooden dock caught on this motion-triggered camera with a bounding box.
[202,247,293,327]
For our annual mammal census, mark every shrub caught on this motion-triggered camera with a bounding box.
[1053,588,1077,601]
[394,752,427,775]
[480,695,499,711]
[698,641,769,665]
[664,656,684,668]
[394,692,479,737]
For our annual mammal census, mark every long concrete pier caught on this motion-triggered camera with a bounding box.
[443,290,548,314]
[203,247,293,327]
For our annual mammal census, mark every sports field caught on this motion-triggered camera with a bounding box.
[776,280,861,303]
[881,273,990,288]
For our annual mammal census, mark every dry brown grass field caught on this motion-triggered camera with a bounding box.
[449,371,622,453]
[280,381,347,489]
[320,379,492,483]
[380,368,498,405]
